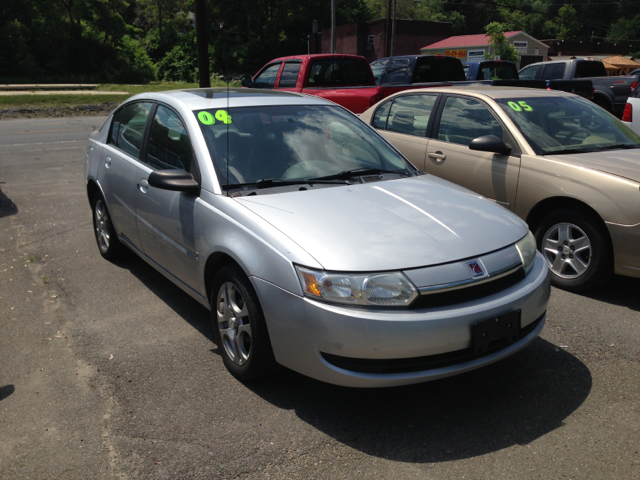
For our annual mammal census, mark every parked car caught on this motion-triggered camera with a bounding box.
[622,83,640,134]
[85,88,550,387]
[519,59,640,117]
[371,55,592,100]
[361,86,640,292]
[241,54,384,114]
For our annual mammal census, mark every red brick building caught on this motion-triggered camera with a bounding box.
[312,18,452,62]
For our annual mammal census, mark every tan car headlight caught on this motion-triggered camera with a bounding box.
[296,266,418,307]
[515,231,537,275]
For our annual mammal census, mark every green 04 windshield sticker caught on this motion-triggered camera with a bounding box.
[197,110,233,125]
[197,111,215,125]
[508,101,533,112]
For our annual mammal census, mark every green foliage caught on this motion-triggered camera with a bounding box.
[2,0,640,84]
[111,35,157,83]
[484,22,519,64]
[156,43,199,82]
[554,5,581,40]
[607,14,640,44]
[365,0,465,34]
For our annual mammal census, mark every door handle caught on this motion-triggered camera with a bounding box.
[138,178,149,193]
[104,156,112,168]
[428,151,446,162]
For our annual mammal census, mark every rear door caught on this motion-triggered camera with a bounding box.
[424,95,521,209]
[370,93,439,170]
[98,101,154,250]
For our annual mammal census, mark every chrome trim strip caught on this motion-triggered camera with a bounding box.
[418,262,523,295]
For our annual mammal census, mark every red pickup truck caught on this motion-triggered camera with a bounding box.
[241,54,384,114]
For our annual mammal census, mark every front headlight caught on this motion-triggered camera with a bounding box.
[295,266,418,307]
[515,231,537,275]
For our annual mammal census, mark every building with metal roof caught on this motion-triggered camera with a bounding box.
[420,31,549,69]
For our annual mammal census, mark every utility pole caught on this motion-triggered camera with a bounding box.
[331,0,336,53]
[195,0,210,88]
[391,0,396,56]
[385,0,392,57]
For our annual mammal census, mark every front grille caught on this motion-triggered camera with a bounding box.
[409,268,526,309]
[321,313,545,374]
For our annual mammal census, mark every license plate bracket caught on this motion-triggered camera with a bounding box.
[471,310,521,356]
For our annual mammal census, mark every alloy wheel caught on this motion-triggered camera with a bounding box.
[542,222,592,279]
[94,199,111,253]
[216,281,252,365]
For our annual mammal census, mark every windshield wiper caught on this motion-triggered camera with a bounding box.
[308,167,410,181]
[543,148,596,155]
[596,143,640,151]
[222,178,349,190]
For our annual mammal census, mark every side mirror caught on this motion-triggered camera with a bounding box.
[148,170,200,194]
[241,76,253,88]
[469,135,512,156]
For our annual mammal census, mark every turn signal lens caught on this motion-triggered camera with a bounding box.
[298,269,322,297]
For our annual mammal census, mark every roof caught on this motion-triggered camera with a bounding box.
[125,88,331,111]
[383,85,571,100]
[601,55,640,67]
[421,32,521,50]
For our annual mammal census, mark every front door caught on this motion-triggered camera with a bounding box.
[135,104,200,291]
[425,95,521,210]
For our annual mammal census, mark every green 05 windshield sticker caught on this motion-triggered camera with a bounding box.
[197,110,233,125]
[508,101,533,112]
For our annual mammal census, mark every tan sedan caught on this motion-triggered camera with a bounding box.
[361,87,640,292]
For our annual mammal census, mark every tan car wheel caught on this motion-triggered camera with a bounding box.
[535,209,612,293]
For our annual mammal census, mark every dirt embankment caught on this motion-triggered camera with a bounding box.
[0,103,117,119]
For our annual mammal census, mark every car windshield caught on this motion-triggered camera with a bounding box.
[195,105,416,190]
[495,96,640,155]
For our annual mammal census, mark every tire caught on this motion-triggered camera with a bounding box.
[210,264,278,381]
[593,95,611,113]
[534,208,612,293]
[91,191,124,260]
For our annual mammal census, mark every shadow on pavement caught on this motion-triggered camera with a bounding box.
[0,385,15,401]
[0,188,18,218]
[111,252,592,463]
[111,253,213,340]
[581,275,640,312]
[244,338,591,463]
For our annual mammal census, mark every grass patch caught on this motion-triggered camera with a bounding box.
[0,94,129,109]
[1,79,243,110]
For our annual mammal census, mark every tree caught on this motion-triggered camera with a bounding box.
[606,14,640,44]
[484,22,519,63]
[365,0,465,33]
[554,5,581,40]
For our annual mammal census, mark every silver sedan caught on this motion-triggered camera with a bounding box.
[84,88,550,387]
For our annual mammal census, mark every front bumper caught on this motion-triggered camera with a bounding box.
[252,252,550,387]
[606,221,640,278]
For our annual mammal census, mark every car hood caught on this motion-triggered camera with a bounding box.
[234,176,527,271]
[544,149,640,183]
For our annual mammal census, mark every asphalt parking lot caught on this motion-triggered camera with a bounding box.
[0,116,639,479]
